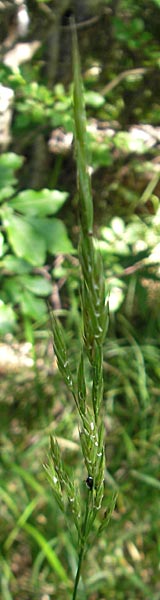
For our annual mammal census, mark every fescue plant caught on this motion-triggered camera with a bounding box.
[44,27,117,600]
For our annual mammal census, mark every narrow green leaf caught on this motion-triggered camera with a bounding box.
[1,576,13,600]
[0,487,18,518]
[5,497,40,550]
[0,486,70,584]
[24,523,70,584]
[12,464,46,495]
[131,470,160,489]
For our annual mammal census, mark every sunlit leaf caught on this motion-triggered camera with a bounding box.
[2,207,46,266]
[33,217,74,254]
[20,289,46,320]
[11,189,68,217]
[0,153,24,202]
[1,255,31,274]
[0,301,17,334]
[20,275,52,296]
[84,91,105,108]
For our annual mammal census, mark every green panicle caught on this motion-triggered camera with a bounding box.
[77,352,86,413]
[98,422,105,450]
[50,437,68,488]
[44,25,115,600]
[67,482,82,537]
[72,25,93,235]
[94,452,105,510]
[43,459,64,512]
[50,314,75,395]
[98,492,118,535]
[92,344,103,419]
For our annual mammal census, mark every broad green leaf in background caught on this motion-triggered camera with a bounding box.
[0,255,32,274]
[2,276,51,321]
[84,91,105,108]
[90,141,113,169]
[0,153,24,203]
[111,217,125,236]
[11,189,68,217]
[114,131,147,154]
[32,217,74,254]
[0,301,17,334]
[20,290,47,320]
[2,278,23,305]
[3,275,52,299]
[1,207,46,266]
[19,275,52,296]
[108,279,126,312]
[113,17,146,49]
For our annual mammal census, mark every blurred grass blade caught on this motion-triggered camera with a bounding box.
[131,470,160,489]
[1,486,69,584]
[31,538,57,587]
[24,523,70,584]
[0,487,18,517]
[5,496,40,550]
[1,577,13,600]
[0,554,15,600]
[12,464,45,495]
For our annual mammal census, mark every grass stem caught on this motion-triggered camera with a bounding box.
[72,493,90,600]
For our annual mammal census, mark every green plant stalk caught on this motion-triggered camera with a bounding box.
[71,24,108,598]
[72,492,90,600]
[45,23,112,600]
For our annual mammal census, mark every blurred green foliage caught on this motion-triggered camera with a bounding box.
[0,153,73,333]
[0,0,160,599]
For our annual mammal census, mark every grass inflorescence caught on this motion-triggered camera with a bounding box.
[45,25,116,600]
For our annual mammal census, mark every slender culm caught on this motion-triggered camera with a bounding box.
[45,22,117,600]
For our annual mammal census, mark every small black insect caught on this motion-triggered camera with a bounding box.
[86,475,93,491]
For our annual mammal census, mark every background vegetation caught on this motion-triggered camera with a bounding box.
[0,1,160,599]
